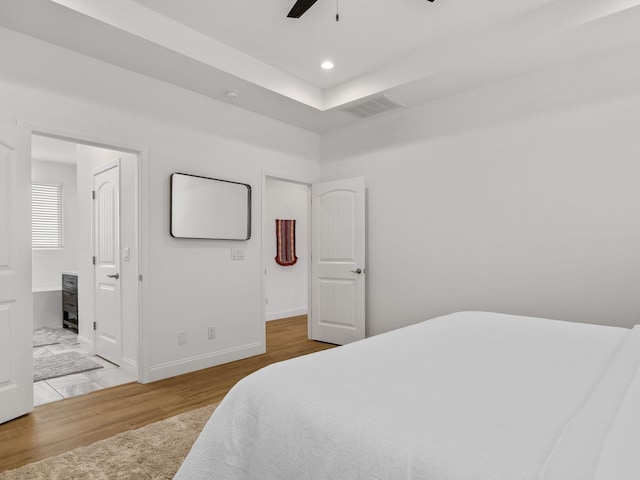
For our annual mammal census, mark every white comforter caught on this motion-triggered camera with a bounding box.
[175,311,640,480]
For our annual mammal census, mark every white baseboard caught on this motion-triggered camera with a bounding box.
[120,356,138,379]
[77,334,94,355]
[147,342,265,382]
[265,308,308,321]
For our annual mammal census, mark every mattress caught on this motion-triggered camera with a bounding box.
[175,311,640,480]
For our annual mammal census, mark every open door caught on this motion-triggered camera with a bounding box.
[0,122,33,423]
[93,160,122,365]
[311,177,366,345]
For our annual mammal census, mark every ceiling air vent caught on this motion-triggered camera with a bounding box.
[341,95,404,119]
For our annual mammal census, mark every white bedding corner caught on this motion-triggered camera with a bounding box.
[175,311,640,480]
[594,354,640,480]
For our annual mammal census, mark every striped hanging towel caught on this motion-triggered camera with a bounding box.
[275,219,298,266]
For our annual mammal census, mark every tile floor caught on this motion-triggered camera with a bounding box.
[33,326,136,407]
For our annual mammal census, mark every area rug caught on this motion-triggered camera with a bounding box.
[32,330,60,348]
[0,403,217,479]
[33,352,103,382]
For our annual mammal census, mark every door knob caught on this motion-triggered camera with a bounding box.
[349,268,365,274]
[107,273,120,279]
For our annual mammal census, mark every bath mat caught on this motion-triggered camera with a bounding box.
[34,352,103,382]
[33,330,60,348]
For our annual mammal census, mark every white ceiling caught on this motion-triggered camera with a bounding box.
[130,0,557,89]
[1,0,640,132]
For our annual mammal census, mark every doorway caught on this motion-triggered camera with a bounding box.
[263,176,310,327]
[31,134,140,407]
[262,175,367,345]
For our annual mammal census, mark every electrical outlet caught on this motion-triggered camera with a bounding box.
[178,331,187,345]
[208,326,216,340]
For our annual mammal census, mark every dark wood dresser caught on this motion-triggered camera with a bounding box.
[62,272,78,330]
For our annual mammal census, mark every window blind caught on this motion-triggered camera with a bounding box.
[32,183,63,249]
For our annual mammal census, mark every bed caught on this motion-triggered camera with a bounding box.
[175,311,640,479]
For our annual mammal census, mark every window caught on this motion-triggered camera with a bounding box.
[32,183,63,249]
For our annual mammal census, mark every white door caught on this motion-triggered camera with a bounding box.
[93,161,121,365]
[311,177,366,345]
[0,123,33,423]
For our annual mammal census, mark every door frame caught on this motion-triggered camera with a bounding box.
[261,171,313,341]
[21,120,149,383]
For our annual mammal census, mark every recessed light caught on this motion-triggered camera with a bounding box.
[320,61,334,70]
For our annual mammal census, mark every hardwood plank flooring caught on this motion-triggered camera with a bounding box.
[0,316,334,472]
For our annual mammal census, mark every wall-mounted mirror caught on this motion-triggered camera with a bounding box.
[170,173,251,240]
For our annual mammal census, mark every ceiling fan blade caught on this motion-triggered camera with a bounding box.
[287,0,319,18]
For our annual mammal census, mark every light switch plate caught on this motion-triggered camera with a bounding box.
[231,248,245,260]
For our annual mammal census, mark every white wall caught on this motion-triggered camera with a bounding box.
[264,178,308,321]
[321,45,640,334]
[8,14,640,382]
[31,159,78,289]
[0,26,319,382]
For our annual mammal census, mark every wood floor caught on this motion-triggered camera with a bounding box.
[0,316,334,472]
